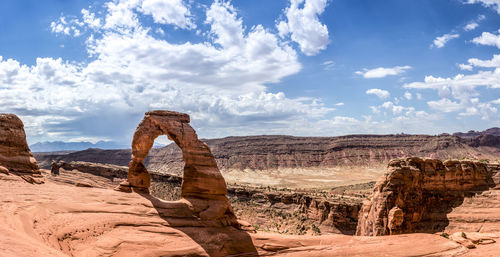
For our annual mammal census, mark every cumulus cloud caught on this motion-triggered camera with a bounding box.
[50,17,82,36]
[277,0,329,56]
[459,54,500,70]
[1,0,340,144]
[404,68,500,119]
[431,33,459,48]
[140,0,195,29]
[404,91,412,100]
[472,29,500,48]
[355,66,411,79]
[366,88,390,99]
[427,98,462,112]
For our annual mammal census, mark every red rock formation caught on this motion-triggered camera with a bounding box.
[356,157,495,236]
[0,114,40,175]
[116,110,237,225]
[34,133,500,174]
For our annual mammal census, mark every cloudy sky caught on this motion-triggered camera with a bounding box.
[1,0,500,145]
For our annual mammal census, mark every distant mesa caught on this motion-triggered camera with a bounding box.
[29,140,130,152]
[453,127,500,138]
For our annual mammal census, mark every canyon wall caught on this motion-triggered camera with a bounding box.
[35,134,500,175]
[356,157,496,236]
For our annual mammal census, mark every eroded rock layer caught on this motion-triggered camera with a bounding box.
[356,157,496,236]
[0,114,39,174]
[117,110,236,225]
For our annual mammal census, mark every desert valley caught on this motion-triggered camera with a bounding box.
[2,0,500,256]
[1,111,499,256]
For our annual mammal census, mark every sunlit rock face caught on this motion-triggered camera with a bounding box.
[0,114,40,174]
[356,157,496,236]
[116,110,237,225]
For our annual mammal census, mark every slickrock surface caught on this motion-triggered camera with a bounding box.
[1,173,485,257]
[0,114,40,174]
[49,160,365,235]
[356,157,499,236]
[116,110,237,226]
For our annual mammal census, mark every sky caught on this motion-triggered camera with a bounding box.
[0,0,500,146]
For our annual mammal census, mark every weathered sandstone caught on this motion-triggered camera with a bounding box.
[0,114,40,174]
[116,110,237,226]
[0,175,478,257]
[356,157,497,236]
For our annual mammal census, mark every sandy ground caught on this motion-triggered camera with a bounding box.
[0,171,498,257]
[222,166,385,189]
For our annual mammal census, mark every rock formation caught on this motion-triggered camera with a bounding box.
[116,110,237,226]
[0,114,40,175]
[35,133,500,175]
[356,157,495,236]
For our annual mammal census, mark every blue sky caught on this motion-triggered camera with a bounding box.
[0,0,499,145]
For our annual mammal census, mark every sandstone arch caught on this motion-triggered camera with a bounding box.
[116,110,236,224]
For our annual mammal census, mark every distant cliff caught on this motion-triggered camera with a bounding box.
[34,133,500,175]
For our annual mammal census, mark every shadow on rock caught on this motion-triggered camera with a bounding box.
[141,193,259,257]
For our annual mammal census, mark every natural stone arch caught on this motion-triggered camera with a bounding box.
[116,110,236,224]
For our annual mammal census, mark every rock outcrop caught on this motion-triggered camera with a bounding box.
[116,110,237,226]
[0,114,40,175]
[356,157,496,236]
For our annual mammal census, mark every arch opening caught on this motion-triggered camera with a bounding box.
[146,135,183,201]
[115,110,238,224]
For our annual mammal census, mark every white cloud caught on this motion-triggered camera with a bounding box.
[431,33,459,48]
[404,69,500,90]
[103,0,141,29]
[460,54,500,70]
[321,60,335,70]
[463,14,486,31]
[404,91,412,100]
[466,0,500,14]
[277,0,329,56]
[366,88,390,99]
[81,9,102,29]
[140,0,195,29]
[472,29,500,48]
[459,63,473,71]
[355,65,411,78]
[50,17,82,37]
[427,98,462,112]
[369,101,420,118]
[334,102,344,106]
[2,0,341,144]
[404,68,500,119]
[464,22,479,31]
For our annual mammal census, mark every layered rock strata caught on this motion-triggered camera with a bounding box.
[356,157,496,236]
[116,110,237,226]
[34,133,500,174]
[0,114,40,176]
